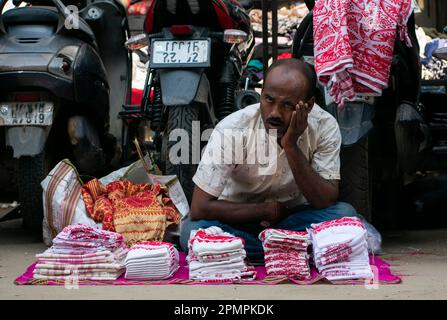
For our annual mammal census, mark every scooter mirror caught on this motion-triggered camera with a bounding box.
[223,29,248,44]
[125,33,149,50]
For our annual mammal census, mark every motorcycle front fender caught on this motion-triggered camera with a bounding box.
[158,69,209,106]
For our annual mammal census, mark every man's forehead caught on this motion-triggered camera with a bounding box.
[263,67,306,94]
[265,66,306,87]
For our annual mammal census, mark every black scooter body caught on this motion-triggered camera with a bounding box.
[0,0,131,236]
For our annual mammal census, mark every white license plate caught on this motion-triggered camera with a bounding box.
[0,102,53,126]
[151,39,210,66]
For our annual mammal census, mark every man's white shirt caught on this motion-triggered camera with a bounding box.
[192,103,341,210]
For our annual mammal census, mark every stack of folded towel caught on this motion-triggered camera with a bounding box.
[187,226,256,282]
[33,224,128,280]
[124,241,179,280]
[309,217,373,281]
[259,228,311,279]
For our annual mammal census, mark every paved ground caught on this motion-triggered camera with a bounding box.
[1,219,446,300]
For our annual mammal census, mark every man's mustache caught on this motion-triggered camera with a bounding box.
[266,118,285,126]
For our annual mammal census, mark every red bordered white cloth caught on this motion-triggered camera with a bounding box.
[187,226,256,282]
[308,217,373,281]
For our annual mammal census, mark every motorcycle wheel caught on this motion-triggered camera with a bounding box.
[339,136,372,221]
[163,104,200,204]
[18,152,49,239]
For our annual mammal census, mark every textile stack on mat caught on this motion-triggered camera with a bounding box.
[259,228,311,280]
[309,217,373,281]
[124,241,179,280]
[81,179,181,245]
[33,225,128,281]
[187,226,257,282]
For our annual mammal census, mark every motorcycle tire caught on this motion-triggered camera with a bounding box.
[339,136,372,221]
[19,152,48,240]
[163,104,200,204]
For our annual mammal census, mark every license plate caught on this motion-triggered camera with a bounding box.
[0,102,53,126]
[150,39,210,68]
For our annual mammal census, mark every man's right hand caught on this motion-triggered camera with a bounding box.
[260,202,287,228]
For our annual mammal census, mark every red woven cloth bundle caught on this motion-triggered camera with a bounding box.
[81,179,180,245]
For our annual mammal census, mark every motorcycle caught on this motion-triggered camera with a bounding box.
[0,0,132,236]
[292,0,447,228]
[120,0,256,203]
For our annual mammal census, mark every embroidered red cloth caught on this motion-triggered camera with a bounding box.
[313,0,413,106]
[81,180,181,245]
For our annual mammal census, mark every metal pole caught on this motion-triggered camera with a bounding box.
[271,0,278,62]
[261,0,269,79]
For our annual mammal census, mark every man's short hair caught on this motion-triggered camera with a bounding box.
[263,58,317,101]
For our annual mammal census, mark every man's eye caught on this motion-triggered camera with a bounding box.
[284,103,294,110]
[264,95,273,102]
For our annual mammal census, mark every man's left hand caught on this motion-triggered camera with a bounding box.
[280,101,309,149]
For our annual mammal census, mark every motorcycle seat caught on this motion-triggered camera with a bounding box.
[3,6,97,48]
[145,0,250,34]
[2,7,59,26]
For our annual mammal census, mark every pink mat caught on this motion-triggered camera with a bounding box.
[14,253,401,286]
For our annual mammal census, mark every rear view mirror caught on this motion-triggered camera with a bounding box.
[125,33,149,50]
[223,29,248,44]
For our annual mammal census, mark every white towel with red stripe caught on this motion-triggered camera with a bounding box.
[259,228,311,279]
[308,217,373,281]
[124,241,179,280]
[187,226,256,282]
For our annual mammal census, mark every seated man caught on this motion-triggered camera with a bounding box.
[180,58,356,262]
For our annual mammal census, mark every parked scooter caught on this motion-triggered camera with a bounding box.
[0,0,132,236]
[121,0,255,203]
[292,0,447,227]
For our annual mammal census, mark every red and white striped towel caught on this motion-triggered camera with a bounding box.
[33,224,128,281]
[259,228,311,279]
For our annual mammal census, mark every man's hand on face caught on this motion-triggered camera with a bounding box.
[280,101,310,149]
[260,202,288,228]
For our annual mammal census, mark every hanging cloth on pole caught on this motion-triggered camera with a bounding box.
[313,0,414,106]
